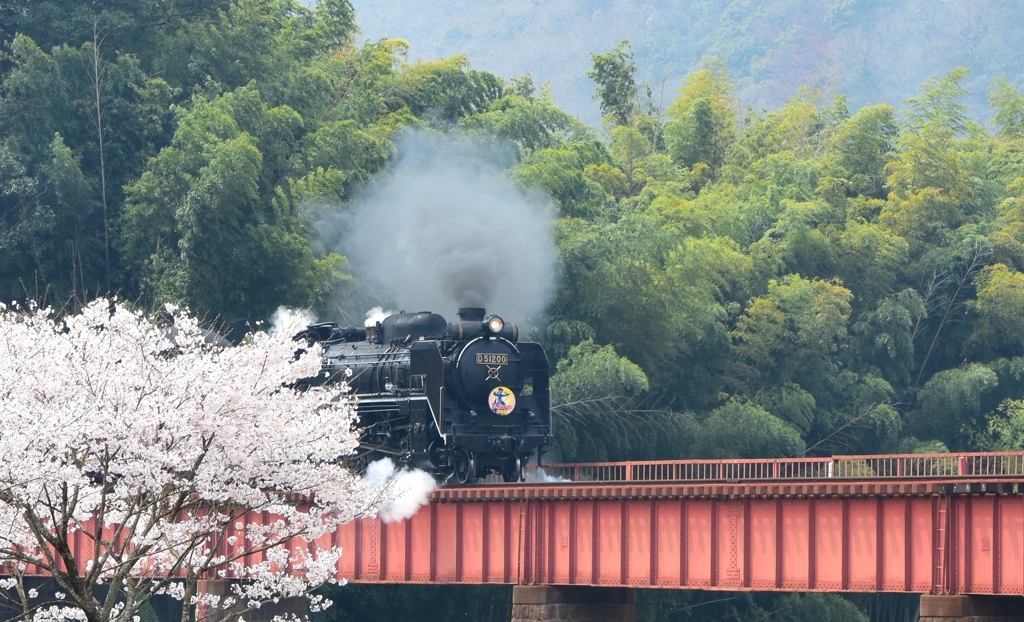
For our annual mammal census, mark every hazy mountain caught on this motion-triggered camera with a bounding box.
[350,0,1024,125]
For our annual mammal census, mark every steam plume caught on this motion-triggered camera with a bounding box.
[524,467,570,483]
[269,306,316,334]
[342,132,557,320]
[361,458,436,522]
[364,306,394,327]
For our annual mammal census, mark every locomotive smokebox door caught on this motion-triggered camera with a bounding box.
[454,338,523,415]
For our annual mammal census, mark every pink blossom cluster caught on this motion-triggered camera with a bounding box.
[0,299,377,621]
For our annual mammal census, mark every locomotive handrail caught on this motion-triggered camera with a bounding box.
[535,451,1024,483]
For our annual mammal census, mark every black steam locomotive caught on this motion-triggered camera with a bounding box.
[295,308,551,484]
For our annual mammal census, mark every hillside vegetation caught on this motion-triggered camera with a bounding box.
[5,0,1024,473]
[352,0,1024,125]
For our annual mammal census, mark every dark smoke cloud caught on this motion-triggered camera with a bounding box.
[341,132,558,321]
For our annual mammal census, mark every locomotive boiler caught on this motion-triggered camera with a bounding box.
[295,307,551,484]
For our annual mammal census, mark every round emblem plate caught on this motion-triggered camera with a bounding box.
[488,386,516,415]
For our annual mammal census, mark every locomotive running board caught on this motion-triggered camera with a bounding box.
[410,341,445,436]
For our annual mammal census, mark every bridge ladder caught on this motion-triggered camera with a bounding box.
[934,495,949,593]
[516,500,527,584]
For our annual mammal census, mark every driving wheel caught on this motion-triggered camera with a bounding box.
[501,456,523,483]
[453,448,477,485]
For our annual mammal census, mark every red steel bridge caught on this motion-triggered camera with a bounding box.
[327,451,1024,621]
[23,452,1024,620]
[329,452,1024,596]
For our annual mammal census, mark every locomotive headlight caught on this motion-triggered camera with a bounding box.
[485,315,505,334]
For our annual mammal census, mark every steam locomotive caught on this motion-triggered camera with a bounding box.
[295,308,551,484]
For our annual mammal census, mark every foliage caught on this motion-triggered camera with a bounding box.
[514,143,611,218]
[395,55,503,124]
[823,104,897,199]
[991,77,1024,140]
[552,339,650,403]
[117,84,343,328]
[770,593,868,622]
[588,41,643,126]
[968,264,1024,359]
[664,61,737,177]
[695,400,806,459]
[729,274,853,397]
[549,339,649,461]
[983,399,1024,451]
[459,93,589,155]
[637,589,868,622]
[915,363,999,450]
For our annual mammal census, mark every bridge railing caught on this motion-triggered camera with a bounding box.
[536,451,1024,483]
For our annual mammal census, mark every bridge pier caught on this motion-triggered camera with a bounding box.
[920,595,1024,621]
[511,586,636,622]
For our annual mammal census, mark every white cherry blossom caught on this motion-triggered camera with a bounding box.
[0,299,382,622]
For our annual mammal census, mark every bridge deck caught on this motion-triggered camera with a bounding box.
[346,489,1024,594]
[16,452,1024,595]
[337,452,1024,594]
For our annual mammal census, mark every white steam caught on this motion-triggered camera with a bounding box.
[343,132,558,320]
[361,458,436,522]
[364,306,394,327]
[524,467,570,483]
[270,307,316,334]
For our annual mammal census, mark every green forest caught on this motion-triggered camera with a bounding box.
[4,1,1024,620]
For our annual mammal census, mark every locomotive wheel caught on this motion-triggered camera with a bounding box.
[501,456,522,483]
[453,448,477,485]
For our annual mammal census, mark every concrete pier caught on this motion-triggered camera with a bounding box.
[510,586,636,622]
[920,595,1024,622]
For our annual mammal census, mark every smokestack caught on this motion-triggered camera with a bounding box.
[457,307,485,322]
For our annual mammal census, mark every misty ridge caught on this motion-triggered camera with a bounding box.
[333,131,558,324]
[349,0,1024,126]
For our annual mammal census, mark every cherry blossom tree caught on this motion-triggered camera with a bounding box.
[0,298,379,622]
